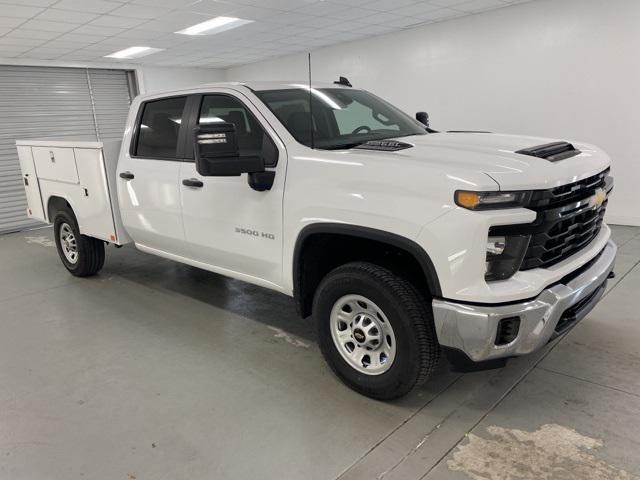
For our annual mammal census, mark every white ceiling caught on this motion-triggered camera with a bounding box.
[0,0,530,68]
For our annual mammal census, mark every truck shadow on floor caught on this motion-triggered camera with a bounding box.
[101,245,508,405]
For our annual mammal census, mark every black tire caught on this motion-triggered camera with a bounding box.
[53,207,105,277]
[314,261,439,400]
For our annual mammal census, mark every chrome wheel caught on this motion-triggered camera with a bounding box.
[59,222,78,264]
[330,294,397,375]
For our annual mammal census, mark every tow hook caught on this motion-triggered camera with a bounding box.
[608,271,616,279]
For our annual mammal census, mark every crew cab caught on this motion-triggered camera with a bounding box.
[16,80,616,399]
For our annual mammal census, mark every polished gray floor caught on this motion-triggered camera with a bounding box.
[1,226,639,480]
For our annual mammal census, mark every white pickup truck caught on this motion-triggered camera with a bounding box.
[16,79,616,399]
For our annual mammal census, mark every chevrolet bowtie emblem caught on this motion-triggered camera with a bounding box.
[590,188,607,209]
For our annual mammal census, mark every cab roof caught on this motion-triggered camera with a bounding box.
[138,81,356,100]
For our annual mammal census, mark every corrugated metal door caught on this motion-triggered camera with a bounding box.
[87,68,132,141]
[0,65,132,234]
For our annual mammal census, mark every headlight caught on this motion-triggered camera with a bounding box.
[455,190,531,210]
[485,235,530,281]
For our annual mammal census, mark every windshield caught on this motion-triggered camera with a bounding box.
[255,87,427,150]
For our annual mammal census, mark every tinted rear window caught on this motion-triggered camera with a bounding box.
[135,96,187,159]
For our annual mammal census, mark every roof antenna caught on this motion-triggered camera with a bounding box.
[308,52,315,149]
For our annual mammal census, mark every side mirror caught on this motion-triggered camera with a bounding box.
[194,123,264,177]
[416,111,429,128]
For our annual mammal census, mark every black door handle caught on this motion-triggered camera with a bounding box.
[119,171,134,180]
[182,178,203,188]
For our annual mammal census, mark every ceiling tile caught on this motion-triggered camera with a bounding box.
[72,24,125,36]
[132,0,199,7]
[298,16,343,28]
[18,19,81,32]
[0,0,532,68]
[452,0,507,12]
[358,11,410,25]
[35,8,100,23]
[324,0,373,6]
[0,0,57,6]
[6,28,63,40]
[265,11,318,25]
[365,0,421,10]
[1,4,45,18]
[428,0,472,6]
[352,22,394,34]
[420,7,465,20]
[0,35,46,47]
[88,15,147,28]
[324,21,369,32]
[89,36,135,47]
[295,1,349,17]
[186,0,237,16]
[227,5,286,21]
[0,44,33,54]
[54,32,107,43]
[0,16,26,28]
[324,7,379,20]
[43,39,90,48]
[26,47,69,54]
[107,4,173,19]
[51,0,122,14]
[135,20,178,33]
[114,28,162,40]
[394,2,442,16]
[237,0,313,9]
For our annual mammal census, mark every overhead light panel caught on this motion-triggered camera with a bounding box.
[105,46,163,59]
[176,16,253,36]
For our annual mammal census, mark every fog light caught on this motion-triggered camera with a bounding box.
[485,234,530,281]
[495,316,521,345]
[487,236,506,256]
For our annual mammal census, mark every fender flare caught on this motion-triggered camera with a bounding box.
[292,223,442,312]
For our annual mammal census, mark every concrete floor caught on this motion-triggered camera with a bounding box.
[1,226,639,480]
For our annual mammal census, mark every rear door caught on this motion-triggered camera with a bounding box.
[179,90,286,288]
[117,96,190,256]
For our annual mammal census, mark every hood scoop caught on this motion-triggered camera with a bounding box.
[515,141,581,162]
[354,139,413,152]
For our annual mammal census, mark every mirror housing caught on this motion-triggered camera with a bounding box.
[194,123,264,177]
[416,111,429,128]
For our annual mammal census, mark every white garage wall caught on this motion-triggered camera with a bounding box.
[140,66,224,93]
[225,0,639,226]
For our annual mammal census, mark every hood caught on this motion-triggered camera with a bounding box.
[350,132,611,191]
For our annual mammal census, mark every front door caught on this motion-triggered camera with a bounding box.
[117,95,189,256]
[179,91,286,288]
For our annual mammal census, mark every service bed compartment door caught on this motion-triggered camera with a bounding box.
[16,145,45,221]
[179,92,285,286]
[32,147,79,184]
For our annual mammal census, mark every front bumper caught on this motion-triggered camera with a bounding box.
[432,240,617,362]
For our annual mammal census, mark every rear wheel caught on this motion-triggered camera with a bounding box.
[314,261,439,400]
[53,208,105,277]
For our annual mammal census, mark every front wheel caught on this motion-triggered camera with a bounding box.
[53,208,105,277]
[313,262,440,400]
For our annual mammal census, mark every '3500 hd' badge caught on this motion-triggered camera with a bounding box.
[235,227,275,240]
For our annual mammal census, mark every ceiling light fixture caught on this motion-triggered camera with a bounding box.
[105,46,164,59]
[176,16,253,36]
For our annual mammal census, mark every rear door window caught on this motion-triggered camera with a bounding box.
[135,96,187,159]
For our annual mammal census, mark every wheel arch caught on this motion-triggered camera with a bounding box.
[292,223,442,318]
[46,195,76,223]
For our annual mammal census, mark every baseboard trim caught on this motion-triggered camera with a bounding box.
[607,215,640,227]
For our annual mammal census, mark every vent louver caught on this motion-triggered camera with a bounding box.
[516,142,581,162]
